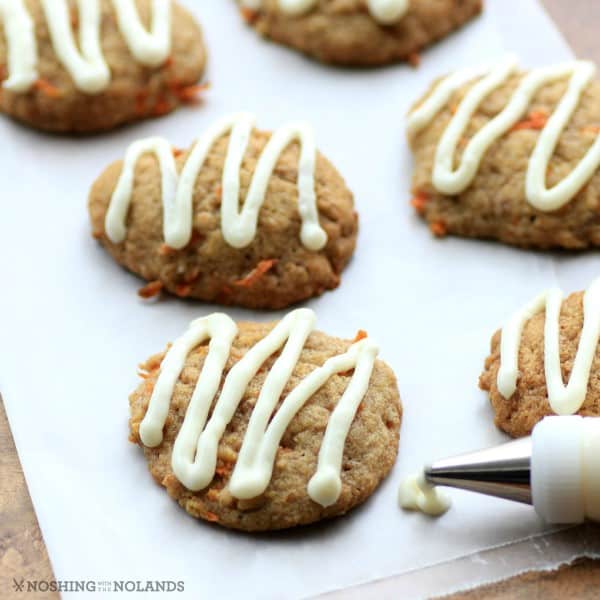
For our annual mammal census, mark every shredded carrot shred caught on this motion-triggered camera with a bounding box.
[410,190,429,215]
[204,511,219,523]
[240,7,259,23]
[175,283,193,298]
[154,95,172,116]
[183,269,200,285]
[353,330,368,343]
[581,125,600,135]
[215,184,223,201]
[511,110,548,132]
[91,230,103,240]
[135,90,149,116]
[430,220,448,237]
[206,489,220,501]
[138,280,163,299]
[142,354,164,373]
[407,52,421,68]
[137,357,162,379]
[234,259,278,288]
[35,78,61,98]
[215,465,232,477]
[173,82,210,104]
[172,147,185,158]
[158,243,176,256]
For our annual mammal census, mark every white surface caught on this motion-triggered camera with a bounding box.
[1,1,598,599]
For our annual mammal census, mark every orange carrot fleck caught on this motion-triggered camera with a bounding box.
[511,110,548,132]
[172,147,185,158]
[339,368,355,377]
[234,259,278,288]
[215,465,232,477]
[173,82,210,104]
[175,283,193,298]
[154,96,172,117]
[353,330,368,343]
[240,7,258,23]
[206,489,220,501]
[92,230,103,240]
[430,220,448,237]
[138,280,163,299]
[35,78,61,98]
[158,243,176,256]
[142,354,164,373]
[183,269,200,285]
[215,184,223,201]
[204,511,219,523]
[410,190,429,215]
[135,90,149,116]
[164,55,174,69]
[581,125,600,135]
[407,52,421,68]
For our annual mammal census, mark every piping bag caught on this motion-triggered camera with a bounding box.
[403,416,600,524]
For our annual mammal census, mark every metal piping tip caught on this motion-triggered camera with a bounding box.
[424,437,533,505]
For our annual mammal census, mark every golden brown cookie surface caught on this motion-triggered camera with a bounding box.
[88,126,358,309]
[0,0,206,132]
[480,291,600,438]
[129,320,402,531]
[239,0,482,66]
[409,71,600,249]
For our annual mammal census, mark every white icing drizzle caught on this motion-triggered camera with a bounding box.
[497,277,600,416]
[241,0,409,25]
[0,0,171,95]
[139,309,379,508]
[407,56,600,211]
[398,472,451,516]
[105,112,328,251]
[0,0,38,92]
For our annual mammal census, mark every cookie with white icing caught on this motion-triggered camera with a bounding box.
[88,112,357,309]
[238,0,482,66]
[129,309,401,531]
[408,56,600,249]
[480,278,600,438]
[0,0,206,132]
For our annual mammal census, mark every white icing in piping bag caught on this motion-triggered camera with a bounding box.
[400,416,600,524]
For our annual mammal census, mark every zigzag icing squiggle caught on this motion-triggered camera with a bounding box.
[105,112,328,251]
[407,55,600,212]
[497,277,600,415]
[0,0,171,94]
[139,308,379,507]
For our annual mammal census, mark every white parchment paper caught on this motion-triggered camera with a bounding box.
[2,1,599,598]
